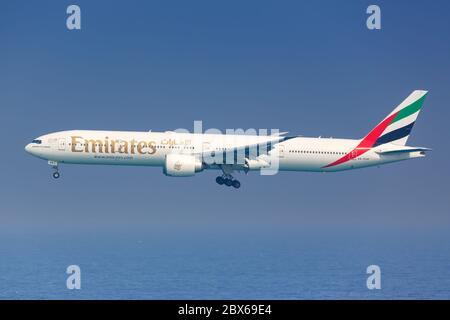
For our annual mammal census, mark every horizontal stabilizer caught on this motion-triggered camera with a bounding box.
[375,146,431,155]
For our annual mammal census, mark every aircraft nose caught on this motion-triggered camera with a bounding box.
[25,143,32,154]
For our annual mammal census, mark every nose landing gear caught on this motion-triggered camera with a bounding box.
[48,160,60,179]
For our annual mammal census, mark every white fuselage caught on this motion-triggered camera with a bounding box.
[25,130,425,173]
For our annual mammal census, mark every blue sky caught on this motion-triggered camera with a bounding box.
[1,0,450,235]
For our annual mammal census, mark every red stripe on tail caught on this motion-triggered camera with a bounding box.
[322,112,398,168]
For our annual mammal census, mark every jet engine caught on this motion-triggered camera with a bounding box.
[163,154,204,177]
[244,158,270,170]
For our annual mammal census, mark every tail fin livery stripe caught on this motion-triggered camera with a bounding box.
[382,111,418,135]
[373,122,415,147]
[322,112,398,168]
[374,92,427,146]
[358,112,398,148]
[322,90,428,168]
[390,94,426,125]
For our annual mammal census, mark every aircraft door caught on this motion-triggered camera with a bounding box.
[277,145,285,158]
[58,138,66,151]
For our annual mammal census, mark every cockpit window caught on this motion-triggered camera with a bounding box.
[32,139,42,144]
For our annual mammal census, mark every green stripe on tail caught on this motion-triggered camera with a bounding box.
[391,93,427,124]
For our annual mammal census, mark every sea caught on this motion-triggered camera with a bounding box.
[0,226,449,299]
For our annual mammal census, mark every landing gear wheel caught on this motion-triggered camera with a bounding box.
[216,176,224,185]
[224,178,233,187]
[232,180,241,189]
[52,172,60,179]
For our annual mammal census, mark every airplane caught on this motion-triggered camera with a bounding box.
[25,90,430,189]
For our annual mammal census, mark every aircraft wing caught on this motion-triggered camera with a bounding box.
[198,135,293,159]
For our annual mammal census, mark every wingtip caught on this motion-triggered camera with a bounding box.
[272,131,289,136]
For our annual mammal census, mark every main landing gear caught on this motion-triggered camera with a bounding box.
[48,160,60,179]
[216,175,241,189]
[216,165,241,188]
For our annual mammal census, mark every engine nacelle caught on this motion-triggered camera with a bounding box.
[163,154,203,177]
[245,158,270,170]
